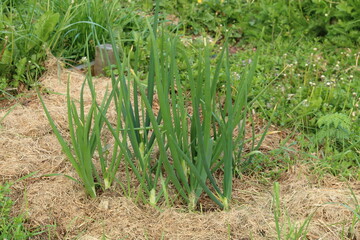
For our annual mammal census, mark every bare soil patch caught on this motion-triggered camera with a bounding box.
[0,63,359,239]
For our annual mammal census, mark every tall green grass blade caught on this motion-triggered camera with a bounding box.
[273,182,281,240]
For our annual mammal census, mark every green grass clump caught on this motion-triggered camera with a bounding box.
[273,182,314,239]
[1,0,143,94]
[0,179,49,239]
[0,182,30,239]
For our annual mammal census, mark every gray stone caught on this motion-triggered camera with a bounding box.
[94,44,117,76]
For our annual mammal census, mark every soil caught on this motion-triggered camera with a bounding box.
[0,58,359,239]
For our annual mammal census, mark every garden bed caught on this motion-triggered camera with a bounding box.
[0,61,359,239]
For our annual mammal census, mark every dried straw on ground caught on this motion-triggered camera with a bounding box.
[0,61,359,239]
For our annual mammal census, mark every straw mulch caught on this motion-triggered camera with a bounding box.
[0,59,359,240]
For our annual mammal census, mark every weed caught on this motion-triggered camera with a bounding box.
[273,182,314,239]
[0,173,51,239]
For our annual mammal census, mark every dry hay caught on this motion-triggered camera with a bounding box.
[0,64,359,239]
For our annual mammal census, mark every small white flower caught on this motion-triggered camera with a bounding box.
[80,56,88,64]
[321,75,325,79]
[302,99,310,107]
[350,75,354,79]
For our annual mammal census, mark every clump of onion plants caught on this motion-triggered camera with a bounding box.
[134,30,258,210]
[100,13,259,208]
[38,76,118,198]
[39,0,261,209]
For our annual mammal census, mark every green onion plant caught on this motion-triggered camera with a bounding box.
[40,0,263,210]
[38,74,116,198]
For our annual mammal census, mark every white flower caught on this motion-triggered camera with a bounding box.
[302,99,310,107]
[287,94,295,100]
[80,56,88,64]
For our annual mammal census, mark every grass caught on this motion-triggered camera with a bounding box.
[0,182,31,239]
[273,182,314,239]
[0,173,52,239]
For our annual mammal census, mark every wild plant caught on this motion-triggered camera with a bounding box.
[326,187,360,239]
[0,173,50,239]
[315,113,351,150]
[0,1,59,91]
[273,182,314,239]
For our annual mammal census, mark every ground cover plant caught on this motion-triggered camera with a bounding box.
[0,0,143,93]
[0,174,50,239]
[0,0,359,238]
